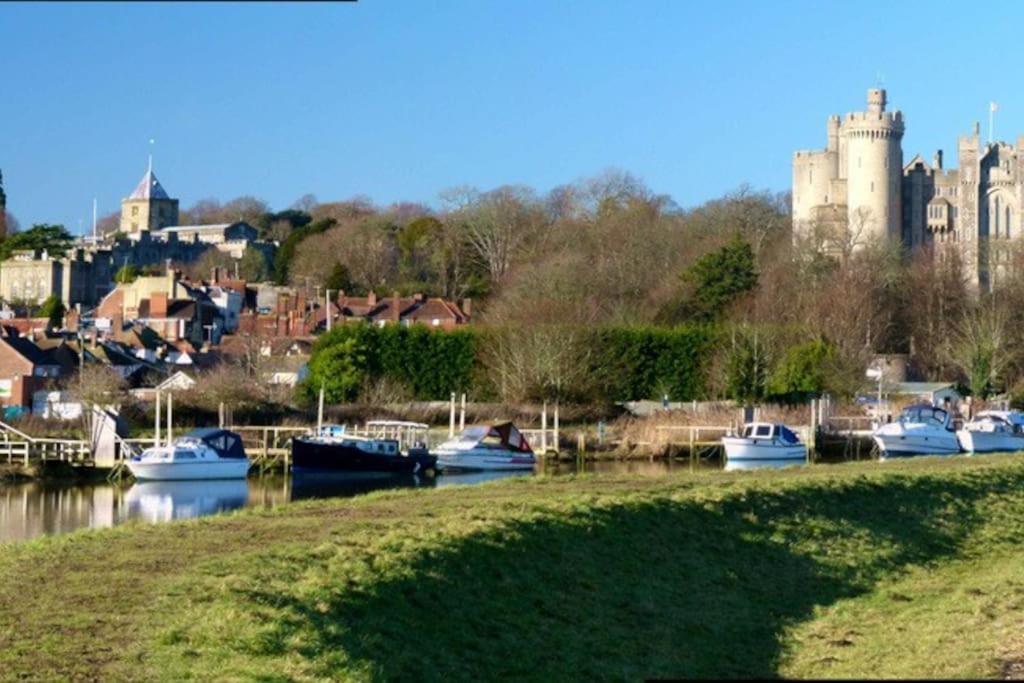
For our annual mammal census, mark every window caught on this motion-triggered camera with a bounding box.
[871,181,874,192]
[132,206,139,217]
[1008,207,1013,239]
[755,425,771,437]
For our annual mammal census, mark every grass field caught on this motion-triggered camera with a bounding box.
[3,456,1024,680]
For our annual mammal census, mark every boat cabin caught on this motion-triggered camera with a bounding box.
[898,404,952,428]
[178,428,248,459]
[740,423,801,444]
[455,421,534,453]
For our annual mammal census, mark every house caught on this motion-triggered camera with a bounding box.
[0,328,76,408]
[328,291,471,330]
[96,268,220,347]
[0,248,114,307]
[891,382,962,408]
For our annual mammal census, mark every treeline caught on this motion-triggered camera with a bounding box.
[301,323,842,406]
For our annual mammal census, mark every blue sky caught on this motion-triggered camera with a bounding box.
[2,0,1023,232]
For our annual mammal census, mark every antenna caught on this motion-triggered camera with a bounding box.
[148,138,155,174]
[989,102,999,144]
[874,71,886,88]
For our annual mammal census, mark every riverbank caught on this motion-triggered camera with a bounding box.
[2,456,1024,679]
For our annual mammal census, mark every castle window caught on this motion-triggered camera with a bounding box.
[1007,207,1013,239]
[995,196,1001,238]
[871,182,874,192]
[132,206,139,217]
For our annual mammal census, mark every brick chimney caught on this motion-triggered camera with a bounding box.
[151,292,169,318]
[461,298,472,320]
[413,292,424,303]
[367,290,377,307]
[391,291,401,322]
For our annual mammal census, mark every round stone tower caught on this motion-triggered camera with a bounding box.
[843,88,904,242]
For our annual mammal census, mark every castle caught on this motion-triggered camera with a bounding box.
[793,88,1023,290]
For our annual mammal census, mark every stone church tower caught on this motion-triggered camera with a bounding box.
[120,163,179,233]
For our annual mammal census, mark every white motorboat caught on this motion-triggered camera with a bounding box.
[956,411,1024,454]
[872,404,960,458]
[435,421,537,471]
[127,428,251,481]
[721,423,807,470]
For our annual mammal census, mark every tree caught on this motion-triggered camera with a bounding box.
[302,326,372,403]
[946,301,1016,398]
[721,323,773,404]
[38,295,65,330]
[675,234,758,322]
[0,224,73,260]
[768,339,837,400]
[325,262,356,293]
[114,265,140,284]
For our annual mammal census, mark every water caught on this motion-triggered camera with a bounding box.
[0,455,860,543]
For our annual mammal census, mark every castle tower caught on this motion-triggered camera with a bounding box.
[843,88,904,242]
[0,169,6,238]
[120,164,179,233]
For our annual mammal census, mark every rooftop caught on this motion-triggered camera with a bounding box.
[128,169,171,201]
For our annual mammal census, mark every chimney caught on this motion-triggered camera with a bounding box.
[151,292,169,318]
[391,291,401,322]
[461,298,472,320]
[367,290,377,307]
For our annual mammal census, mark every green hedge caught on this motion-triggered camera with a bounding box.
[588,325,719,401]
[303,323,719,404]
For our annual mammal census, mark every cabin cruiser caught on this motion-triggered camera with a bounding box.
[721,423,807,470]
[872,404,960,458]
[956,411,1024,454]
[434,422,537,471]
[290,424,437,474]
[127,428,251,481]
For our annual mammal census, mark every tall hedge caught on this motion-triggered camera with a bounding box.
[588,325,719,401]
[303,324,478,402]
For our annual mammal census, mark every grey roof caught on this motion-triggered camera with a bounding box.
[160,224,232,232]
[128,169,171,201]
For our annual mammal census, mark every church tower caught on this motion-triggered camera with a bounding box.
[120,163,179,233]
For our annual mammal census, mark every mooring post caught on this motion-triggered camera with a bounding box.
[219,402,225,429]
[541,401,548,454]
[553,401,560,454]
[166,392,173,445]
[459,393,466,431]
[155,390,162,448]
[449,392,456,438]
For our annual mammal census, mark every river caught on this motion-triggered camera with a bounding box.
[0,455,861,543]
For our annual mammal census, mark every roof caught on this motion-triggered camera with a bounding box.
[893,382,958,394]
[161,223,233,233]
[128,169,171,201]
[0,333,51,366]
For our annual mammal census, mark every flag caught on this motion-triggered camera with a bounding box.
[991,102,999,113]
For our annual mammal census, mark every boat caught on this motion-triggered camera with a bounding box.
[721,423,807,470]
[127,428,251,481]
[872,404,961,457]
[434,421,537,471]
[956,411,1024,454]
[290,424,437,474]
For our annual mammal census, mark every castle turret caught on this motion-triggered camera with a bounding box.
[843,88,904,242]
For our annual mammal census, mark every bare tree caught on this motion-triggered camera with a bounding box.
[946,300,1016,398]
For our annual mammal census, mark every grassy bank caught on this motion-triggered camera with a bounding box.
[3,457,1024,679]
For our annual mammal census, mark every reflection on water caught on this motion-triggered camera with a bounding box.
[0,452,874,543]
[125,480,251,524]
[723,459,807,472]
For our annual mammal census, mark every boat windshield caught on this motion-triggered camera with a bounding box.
[456,426,490,443]
[901,405,948,426]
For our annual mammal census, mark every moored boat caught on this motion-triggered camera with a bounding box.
[290,424,437,474]
[721,423,807,470]
[872,404,960,458]
[434,421,536,471]
[127,428,251,481]
[956,410,1024,454]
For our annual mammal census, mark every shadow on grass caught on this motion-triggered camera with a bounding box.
[237,468,1018,680]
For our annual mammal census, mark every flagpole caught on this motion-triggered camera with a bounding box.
[989,102,997,144]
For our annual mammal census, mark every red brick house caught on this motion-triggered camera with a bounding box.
[0,328,74,408]
[327,291,471,330]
